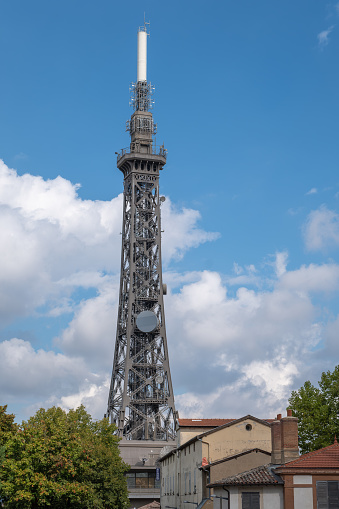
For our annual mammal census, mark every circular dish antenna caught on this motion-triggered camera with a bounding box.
[136,310,158,332]
[156,375,163,384]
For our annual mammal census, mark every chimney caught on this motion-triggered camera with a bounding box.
[271,414,282,464]
[280,409,299,463]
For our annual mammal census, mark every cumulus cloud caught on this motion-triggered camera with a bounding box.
[0,159,219,420]
[317,26,334,47]
[165,260,339,418]
[306,187,317,195]
[2,159,339,423]
[0,338,88,399]
[161,198,219,264]
[303,206,339,251]
[56,276,119,370]
[0,160,217,326]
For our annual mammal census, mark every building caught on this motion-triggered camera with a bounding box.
[275,438,339,509]
[160,415,273,509]
[209,440,339,509]
[207,412,339,508]
[208,463,284,509]
[206,410,299,509]
[106,24,176,508]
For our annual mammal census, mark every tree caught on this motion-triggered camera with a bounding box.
[0,406,129,508]
[0,405,17,441]
[0,405,17,497]
[288,366,339,454]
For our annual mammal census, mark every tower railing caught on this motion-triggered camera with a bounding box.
[117,145,167,162]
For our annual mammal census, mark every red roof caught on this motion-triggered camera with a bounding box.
[139,502,160,509]
[178,418,274,427]
[278,440,339,470]
[178,419,234,427]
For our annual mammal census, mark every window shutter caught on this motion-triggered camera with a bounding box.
[328,481,339,509]
[242,493,251,509]
[317,481,329,509]
[242,492,260,509]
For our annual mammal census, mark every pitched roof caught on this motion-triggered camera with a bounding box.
[178,419,234,427]
[207,464,283,487]
[138,502,161,509]
[277,440,339,471]
[178,417,273,428]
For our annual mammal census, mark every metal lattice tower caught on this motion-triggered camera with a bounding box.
[107,25,176,441]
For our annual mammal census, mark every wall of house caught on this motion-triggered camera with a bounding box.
[207,418,271,462]
[278,473,339,509]
[214,486,283,509]
[177,426,215,447]
[210,450,271,483]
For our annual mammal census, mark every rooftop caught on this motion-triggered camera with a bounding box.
[139,502,161,509]
[207,464,283,487]
[178,418,234,427]
[277,438,339,471]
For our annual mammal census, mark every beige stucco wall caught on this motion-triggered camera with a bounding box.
[177,426,215,447]
[207,418,271,462]
[210,450,271,483]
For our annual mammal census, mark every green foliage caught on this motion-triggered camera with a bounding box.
[0,405,129,508]
[0,405,17,445]
[289,366,339,454]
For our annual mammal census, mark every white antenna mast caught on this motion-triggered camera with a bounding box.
[137,18,150,82]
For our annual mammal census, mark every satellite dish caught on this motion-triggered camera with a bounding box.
[156,375,163,384]
[160,196,166,202]
[136,310,158,332]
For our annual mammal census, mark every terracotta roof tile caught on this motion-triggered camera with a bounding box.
[208,464,283,487]
[178,418,274,427]
[278,441,339,470]
[139,502,160,509]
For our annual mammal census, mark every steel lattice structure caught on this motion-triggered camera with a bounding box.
[107,26,176,441]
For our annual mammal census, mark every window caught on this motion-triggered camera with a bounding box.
[242,492,260,509]
[317,481,339,508]
[194,469,196,493]
[126,471,160,490]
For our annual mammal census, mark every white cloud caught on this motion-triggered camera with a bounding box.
[303,206,339,251]
[0,160,217,327]
[1,160,339,423]
[165,261,339,418]
[274,251,288,278]
[161,198,219,264]
[56,277,118,369]
[0,338,88,398]
[0,160,220,421]
[306,187,317,195]
[317,26,334,47]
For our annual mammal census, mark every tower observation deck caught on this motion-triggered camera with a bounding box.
[107,23,176,452]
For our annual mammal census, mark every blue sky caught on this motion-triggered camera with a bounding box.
[1,0,339,422]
